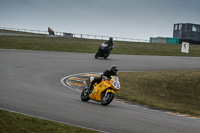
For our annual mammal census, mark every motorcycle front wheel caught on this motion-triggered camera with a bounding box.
[104,54,108,59]
[101,92,115,106]
[81,89,90,102]
[95,52,99,59]
[104,52,110,59]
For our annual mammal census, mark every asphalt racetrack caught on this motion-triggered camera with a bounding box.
[0,49,200,133]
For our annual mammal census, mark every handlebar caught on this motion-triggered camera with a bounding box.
[102,76,110,81]
[102,76,108,80]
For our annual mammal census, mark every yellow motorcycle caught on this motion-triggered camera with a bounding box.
[81,76,120,106]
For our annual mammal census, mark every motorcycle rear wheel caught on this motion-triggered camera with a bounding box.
[101,92,114,106]
[81,89,90,102]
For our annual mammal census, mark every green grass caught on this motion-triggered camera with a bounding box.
[117,71,200,116]
[0,110,100,133]
[0,34,200,57]
[0,36,100,52]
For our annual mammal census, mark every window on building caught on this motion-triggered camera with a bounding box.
[192,26,197,32]
[179,24,182,30]
[175,24,178,30]
[197,26,200,32]
[184,24,187,31]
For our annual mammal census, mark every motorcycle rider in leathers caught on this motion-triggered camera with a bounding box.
[88,65,118,92]
[104,37,114,51]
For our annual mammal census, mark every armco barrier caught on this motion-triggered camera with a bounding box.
[0,27,149,42]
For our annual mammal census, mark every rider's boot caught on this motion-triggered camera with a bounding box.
[87,84,93,94]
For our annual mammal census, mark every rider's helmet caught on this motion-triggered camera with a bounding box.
[110,65,118,75]
[109,37,113,42]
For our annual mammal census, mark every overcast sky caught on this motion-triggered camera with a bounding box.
[0,0,200,40]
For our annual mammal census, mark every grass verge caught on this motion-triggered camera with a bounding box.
[0,35,200,57]
[117,71,200,116]
[0,109,100,133]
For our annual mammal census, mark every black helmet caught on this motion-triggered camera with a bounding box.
[110,65,118,75]
[109,37,113,42]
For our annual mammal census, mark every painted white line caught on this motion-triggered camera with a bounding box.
[0,108,109,133]
[60,72,101,93]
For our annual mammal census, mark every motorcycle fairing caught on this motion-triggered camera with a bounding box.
[89,76,120,102]
[89,80,111,101]
[110,76,120,90]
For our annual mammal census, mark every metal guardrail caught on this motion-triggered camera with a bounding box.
[0,27,149,42]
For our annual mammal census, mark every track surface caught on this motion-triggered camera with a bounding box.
[0,49,200,133]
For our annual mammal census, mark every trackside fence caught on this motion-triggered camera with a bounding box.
[0,27,149,42]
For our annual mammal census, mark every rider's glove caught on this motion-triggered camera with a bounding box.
[102,76,108,80]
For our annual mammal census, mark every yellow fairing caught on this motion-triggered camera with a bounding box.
[89,80,110,101]
[89,76,120,102]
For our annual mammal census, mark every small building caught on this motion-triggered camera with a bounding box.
[150,37,179,44]
[173,23,200,44]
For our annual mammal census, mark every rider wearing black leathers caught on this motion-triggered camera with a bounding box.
[88,65,118,92]
[104,37,114,51]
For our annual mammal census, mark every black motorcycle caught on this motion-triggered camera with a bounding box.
[95,43,113,59]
